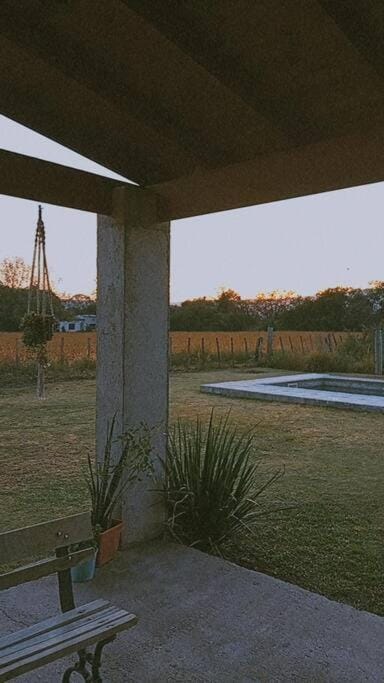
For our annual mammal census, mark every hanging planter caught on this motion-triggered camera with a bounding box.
[21,205,55,399]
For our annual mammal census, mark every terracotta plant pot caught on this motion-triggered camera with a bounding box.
[96,520,123,567]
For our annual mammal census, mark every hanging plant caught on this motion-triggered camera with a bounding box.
[22,205,55,399]
[21,312,55,350]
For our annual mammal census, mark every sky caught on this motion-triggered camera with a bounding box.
[1,114,384,301]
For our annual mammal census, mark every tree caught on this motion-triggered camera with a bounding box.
[216,289,254,330]
[0,257,31,289]
[248,290,299,329]
[366,281,384,327]
[216,288,241,307]
[0,285,66,332]
[170,298,220,331]
[277,287,375,331]
[60,292,97,318]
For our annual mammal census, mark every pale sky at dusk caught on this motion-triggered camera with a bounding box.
[1,114,384,301]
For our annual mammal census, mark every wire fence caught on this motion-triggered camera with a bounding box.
[0,330,360,367]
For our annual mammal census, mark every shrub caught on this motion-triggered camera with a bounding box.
[162,410,281,554]
[266,333,373,375]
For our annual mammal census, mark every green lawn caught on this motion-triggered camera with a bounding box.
[1,370,383,615]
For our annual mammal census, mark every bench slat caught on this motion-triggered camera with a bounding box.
[0,600,109,650]
[0,610,137,681]
[0,512,92,565]
[0,608,131,666]
[0,547,95,591]
[1,606,119,659]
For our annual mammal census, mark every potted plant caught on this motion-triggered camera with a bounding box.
[86,416,154,566]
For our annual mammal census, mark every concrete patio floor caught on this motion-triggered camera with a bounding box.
[1,541,383,682]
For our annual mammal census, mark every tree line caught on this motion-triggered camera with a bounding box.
[170,285,384,331]
[1,257,384,332]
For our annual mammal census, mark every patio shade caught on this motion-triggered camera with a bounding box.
[0,0,383,217]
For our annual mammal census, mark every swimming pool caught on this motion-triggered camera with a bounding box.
[200,373,384,412]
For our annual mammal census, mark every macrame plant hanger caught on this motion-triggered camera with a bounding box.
[24,205,55,399]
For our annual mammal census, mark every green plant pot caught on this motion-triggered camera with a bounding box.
[71,554,97,582]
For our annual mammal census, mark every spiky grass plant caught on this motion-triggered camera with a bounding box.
[87,416,154,534]
[163,410,281,553]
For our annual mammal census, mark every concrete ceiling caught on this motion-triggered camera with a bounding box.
[0,0,383,218]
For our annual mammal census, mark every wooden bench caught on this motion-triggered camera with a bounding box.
[0,512,137,682]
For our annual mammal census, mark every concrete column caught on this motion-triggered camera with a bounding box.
[97,186,170,544]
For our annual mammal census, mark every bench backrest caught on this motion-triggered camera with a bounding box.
[0,512,92,565]
[0,512,94,607]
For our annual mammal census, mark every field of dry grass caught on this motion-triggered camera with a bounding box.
[0,330,356,364]
[0,332,96,364]
[0,368,382,615]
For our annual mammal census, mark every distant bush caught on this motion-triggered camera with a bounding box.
[266,333,373,375]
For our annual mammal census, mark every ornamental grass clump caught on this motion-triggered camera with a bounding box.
[163,410,281,554]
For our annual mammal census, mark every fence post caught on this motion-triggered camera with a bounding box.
[60,336,65,364]
[201,336,205,368]
[267,326,274,355]
[243,337,248,358]
[374,328,383,375]
[187,336,191,368]
[215,337,221,367]
[87,337,91,359]
[15,339,19,366]
[230,337,234,367]
[254,337,262,363]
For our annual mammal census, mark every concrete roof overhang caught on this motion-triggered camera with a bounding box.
[0,0,383,218]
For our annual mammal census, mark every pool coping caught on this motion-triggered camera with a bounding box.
[201,373,384,412]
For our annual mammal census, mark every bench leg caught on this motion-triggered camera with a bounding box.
[62,649,92,682]
[62,637,116,683]
[91,636,116,682]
